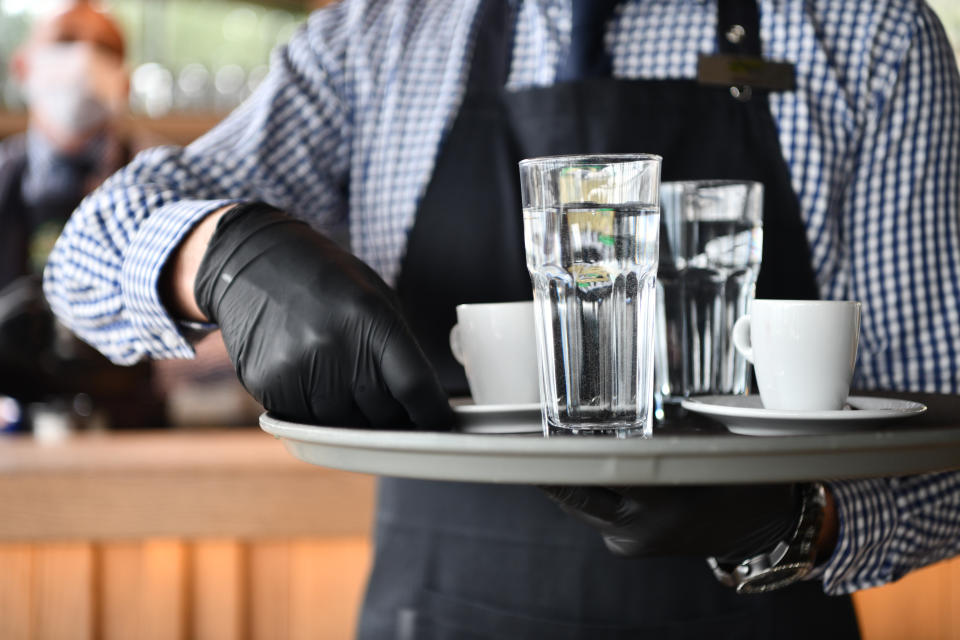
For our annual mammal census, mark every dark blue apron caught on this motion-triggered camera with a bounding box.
[365,1,857,637]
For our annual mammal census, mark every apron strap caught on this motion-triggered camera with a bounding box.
[716,0,762,56]
[556,0,622,81]
[464,0,518,93]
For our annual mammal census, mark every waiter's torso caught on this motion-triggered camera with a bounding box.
[367,1,853,638]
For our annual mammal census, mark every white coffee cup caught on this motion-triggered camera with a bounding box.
[731,300,861,411]
[449,301,539,405]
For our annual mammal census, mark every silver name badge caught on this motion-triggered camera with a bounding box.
[697,53,796,92]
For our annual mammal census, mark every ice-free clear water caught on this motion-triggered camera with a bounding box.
[655,218,762,406]
[524,203,660,437]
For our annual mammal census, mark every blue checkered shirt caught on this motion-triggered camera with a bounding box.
[44,0,960,594]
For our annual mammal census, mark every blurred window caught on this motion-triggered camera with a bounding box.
[929,0,960,68]
[0,0,307,116]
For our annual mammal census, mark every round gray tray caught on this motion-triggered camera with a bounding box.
[260,393,960,485]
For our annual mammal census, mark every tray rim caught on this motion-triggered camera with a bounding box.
[260,412,960,485]
[260,413,960,455]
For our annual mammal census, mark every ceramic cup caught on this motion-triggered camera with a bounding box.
[731,300,861,411]
[449,301,539,405]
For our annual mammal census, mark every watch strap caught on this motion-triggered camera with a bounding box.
[707,482,826,594]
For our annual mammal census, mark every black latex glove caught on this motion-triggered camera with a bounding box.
[194,202,453,428]
[541,484,801,561]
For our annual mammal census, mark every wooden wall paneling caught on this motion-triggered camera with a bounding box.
[288,540,328,640]
[139,539,190,640]
[33,542,94,640]
[289,537,372,640]
[950,556,960,640]
[0,433,377,542]
[0,470,374,540]
[249,540,292,640]
[99,542,143,640]
[0,544,34,640]
[854,559,952,640]
[192,539,246,640]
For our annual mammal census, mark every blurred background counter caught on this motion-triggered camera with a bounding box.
[0,428,376,640]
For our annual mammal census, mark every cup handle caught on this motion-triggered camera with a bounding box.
[449,324,465,365]
[732,315,754,363]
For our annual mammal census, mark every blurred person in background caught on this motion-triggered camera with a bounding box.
[1,0,129,286]
[0,0,167,431]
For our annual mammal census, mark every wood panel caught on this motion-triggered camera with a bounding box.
[1,538,959,639]
[33,543,95,640]
[0,432,376,540]
[0,544,33,640]
[853,556,960,640]
[289,538,372,640]
[192,539,245,640]
[249,541,292,640]
[99,542,142,640]
[139,539,189,640]
[952,557,960,640]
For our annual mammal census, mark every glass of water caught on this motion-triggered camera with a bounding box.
[654,180,763,420]
[519,155,662,438]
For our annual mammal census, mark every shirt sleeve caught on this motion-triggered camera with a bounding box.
[43,9,352,363]
[816,2,960,594]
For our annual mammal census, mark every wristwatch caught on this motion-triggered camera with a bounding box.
[707,482,827,594]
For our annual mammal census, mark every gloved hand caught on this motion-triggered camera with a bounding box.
[541,484,801,561]
[194,202,453,428]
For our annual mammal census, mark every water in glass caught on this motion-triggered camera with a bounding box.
[524,202,660,436]
[654,183,762,416]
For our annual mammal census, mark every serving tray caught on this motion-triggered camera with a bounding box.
[260,392,960,485]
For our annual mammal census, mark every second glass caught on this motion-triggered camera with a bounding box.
[654,180,763,418]
[520,154,662,438]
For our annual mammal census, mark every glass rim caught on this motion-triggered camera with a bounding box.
[518,153,662,167]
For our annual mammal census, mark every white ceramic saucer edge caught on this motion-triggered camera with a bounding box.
[453,402,541,414]
[680,395,926,436]
[452,402,542,434]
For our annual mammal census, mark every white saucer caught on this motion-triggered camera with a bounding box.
[680,395,927,435]
[453,403,542,434]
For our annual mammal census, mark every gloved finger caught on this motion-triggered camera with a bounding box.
[379,325,454,431]
[540,485,624,524]
[258,381,367,426]
[305,383,372,428]
[310,400,371,428]
[354,380,417,429]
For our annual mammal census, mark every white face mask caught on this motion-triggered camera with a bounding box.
[24,42,128,139]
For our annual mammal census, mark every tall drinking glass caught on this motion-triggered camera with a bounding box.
[520,155,662,438]
[654,180,763,419]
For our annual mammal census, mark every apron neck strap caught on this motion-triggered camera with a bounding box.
[466,0,519,92]
[468,0,765,92]
[556,0,621,81]
[716,0,762,57]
